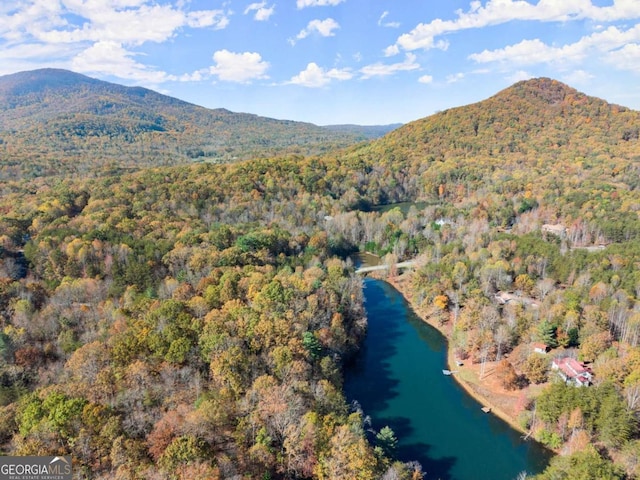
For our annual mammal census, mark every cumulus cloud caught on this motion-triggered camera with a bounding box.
[35,4,229,46]
[209,49,270,83]
[359,53,419,79]
[0,0,230,83]
[418,74,433,84]
[385,0,640,56]
[296,0,345,8]
[605,43,640,73]
[187,10,230,29]
[244,2,275,21]
[289,62,353,87]
[294,18,340,42]
[469,24,640,66]
[71,40,175,83]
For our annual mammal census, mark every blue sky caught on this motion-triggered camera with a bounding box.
[2,1,640,125]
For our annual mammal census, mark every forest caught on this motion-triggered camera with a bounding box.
[0,69,371,181]
[0,76,640,478]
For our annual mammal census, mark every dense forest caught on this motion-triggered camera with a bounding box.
[0,74,640,478]
[0,69,374,180]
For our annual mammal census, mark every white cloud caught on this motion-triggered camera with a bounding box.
[418,74,433,84]
[606,43,640,73]
[244,2,275,21]
[378,11,400,28]
[35,4,216,46]
[0,1,232,84]
[446,72,465,83]
[0,42,74,76]
[561,69,595,84]
[295,18,340,41]
[209,49,270,83]
[296,0,345,8]
[359,53,419,79]
[470,38,574,65]
[469,24,640,66]
[187,10,230,29]
[71,40,175,83]
[385,0,640,55]
[179,69,208,82]
[507,70,534,83]
[289,62,353,87]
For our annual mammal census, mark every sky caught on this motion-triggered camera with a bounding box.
[2,0,640,125]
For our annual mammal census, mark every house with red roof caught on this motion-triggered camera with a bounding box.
[551,357,593,387]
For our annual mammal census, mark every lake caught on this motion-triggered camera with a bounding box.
[344,278,552,480]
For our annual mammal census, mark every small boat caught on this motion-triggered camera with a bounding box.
[481,407,491,413]
[442,369,452,375]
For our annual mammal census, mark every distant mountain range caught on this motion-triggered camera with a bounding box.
[1,70,638,184]
[0,69,395,179]
[322,123,402,139]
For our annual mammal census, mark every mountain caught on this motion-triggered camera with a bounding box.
[352,77,639,167]
[0,69,365,180]
[327,77,640,217]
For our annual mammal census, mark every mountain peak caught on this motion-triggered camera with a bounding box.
[0,68,102,96]
[353,77,638,167]
[497,77,580,105]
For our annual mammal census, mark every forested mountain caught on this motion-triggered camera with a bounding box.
[0,78,640,478]
[0,69,365,180]
[359,77,639,165]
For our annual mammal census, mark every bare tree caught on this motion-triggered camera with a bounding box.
[495,324,511,361]
[535,278,555,301]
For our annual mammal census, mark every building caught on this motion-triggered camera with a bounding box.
[532,343,548,355]
[551,357,593,387]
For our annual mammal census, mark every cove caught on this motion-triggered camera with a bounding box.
[344,278,552,480]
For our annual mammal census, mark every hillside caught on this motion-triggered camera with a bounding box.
[1,78,640,478]
[337,78,640,213]
[0,69,365,180]
[352,77,639,164]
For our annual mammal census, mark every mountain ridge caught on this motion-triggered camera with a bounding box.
[0,68,367,179]
[1,70,639,183]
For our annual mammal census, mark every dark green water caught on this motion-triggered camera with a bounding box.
[344,279,552,480]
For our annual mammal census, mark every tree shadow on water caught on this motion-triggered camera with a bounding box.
[344,282,406,413]
[375,416,456,480]
[346,280,456,480]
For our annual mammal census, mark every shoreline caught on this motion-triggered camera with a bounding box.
[381,273,529,436]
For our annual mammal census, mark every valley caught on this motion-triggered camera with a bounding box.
[0,70,639,479]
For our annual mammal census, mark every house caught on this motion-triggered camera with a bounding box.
[532,343,548,354]
[494,291,540,308]
[551,357,593,387]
